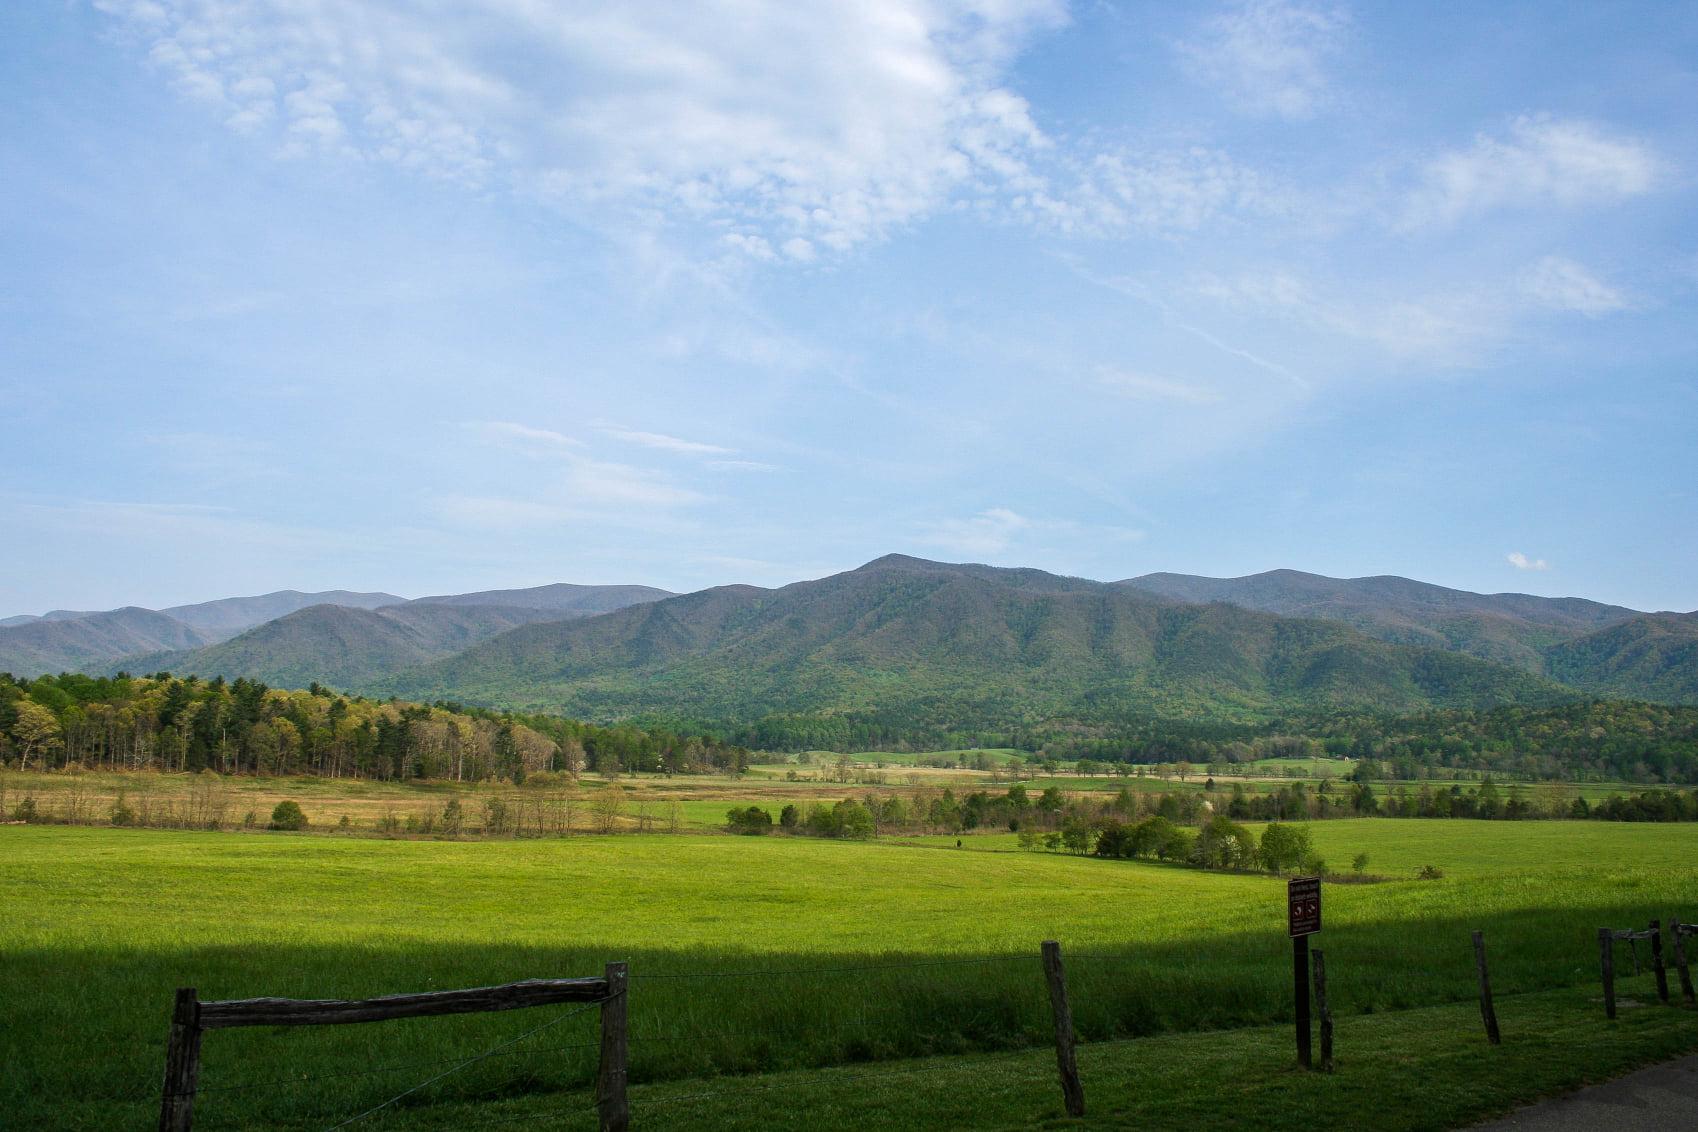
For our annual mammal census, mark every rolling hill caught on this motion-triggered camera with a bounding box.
[127,603,578,688]
[1118,569,1639,671]
[409,582,673,613]
[161,589,404,639]
[0,607,211,677]
[1544,613,1698,704]
[379,555,1574,730]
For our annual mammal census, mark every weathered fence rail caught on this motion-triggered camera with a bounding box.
[160,912,1695,1129]
[159,970,625,1132]
[1672,921,1698,1005]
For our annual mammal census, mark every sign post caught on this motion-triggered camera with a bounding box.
[1288,877,1321,1069]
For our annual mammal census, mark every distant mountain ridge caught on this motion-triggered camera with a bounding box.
[410,583,674,614]
[378,555,1574,729]
[127,602,591,689]
[0,608,212,677]
[1119,568,1639,669]
[0,581,673,679]
[7,561,1695,727]
[1116,568,1696,701]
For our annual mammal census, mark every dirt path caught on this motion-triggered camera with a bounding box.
[1467,1053,1698,1130]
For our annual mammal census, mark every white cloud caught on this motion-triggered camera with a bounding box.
[1177,0,1349,120]
[97,0,1069,253]
[1406,117,1661,228]
[472,421,580,451]
[708,459,781,472]
[1191,269,1498,365]
[1519,256,1628,316]
[1097,367,1223,405]
[1507,551,1550,572]
[465,421,705,509]
[919,507,1031,555]
[597,425,734,456]
[1027,147,1296,237]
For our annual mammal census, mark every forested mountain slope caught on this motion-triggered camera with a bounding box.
[127,603,582,689]
[0,607,210,677]
[409,582,673,613]
[1119,569,1639,671]
[161,589,405,638]
[1545,614,1698,704]
[382,555,1572,732]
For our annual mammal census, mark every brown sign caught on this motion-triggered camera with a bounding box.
[1288,877,1321,937]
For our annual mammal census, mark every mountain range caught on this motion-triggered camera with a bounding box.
[0,584,673,683]
[5,559,1695,732]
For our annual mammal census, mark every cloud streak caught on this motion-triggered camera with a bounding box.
[1177,0,1349,120]
[96,0,1069,253]
[1405,116,1661,229]
[1507,551,1550,572]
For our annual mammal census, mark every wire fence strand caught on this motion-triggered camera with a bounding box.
[321,993,614,1131]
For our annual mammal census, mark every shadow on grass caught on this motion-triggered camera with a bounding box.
[6,894,1683,1131]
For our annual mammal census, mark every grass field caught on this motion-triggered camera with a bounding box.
[6,819,1698,1128]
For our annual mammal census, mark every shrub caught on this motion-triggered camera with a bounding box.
[1259,822,1314,874]
[726,806,773,835]
[1352,852,1370,875]
[834,799,875,840]
[268,801,308,831]
[13,796,40,823]
[1417,864,1445,880]
[779,804,799,830]
[110,791,136,827]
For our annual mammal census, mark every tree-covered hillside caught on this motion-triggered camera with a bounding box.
[380,555,1573,739]
[0,672,748,780]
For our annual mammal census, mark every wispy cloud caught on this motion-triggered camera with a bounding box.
[597,425,734,456]
[1097,367,1223,405]
[472,421,580,451]
[919,508,1032,555]
[96,0,1069,254]
[1177,0,1350,120]
[462,421,705,511]
[1405,116,1662,229]
[1027,147,1297,237]
[707,459,780,472]
[1507,551,1550,572]
[1519,256,1629,316]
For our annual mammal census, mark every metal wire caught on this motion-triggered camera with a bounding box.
[630,953,1039,980]
[321,994,613,1130]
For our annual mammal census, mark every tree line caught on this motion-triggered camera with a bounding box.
[0,672,751,781]
[720,700,1698,785]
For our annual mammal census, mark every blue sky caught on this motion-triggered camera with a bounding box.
[2,1,1695,615]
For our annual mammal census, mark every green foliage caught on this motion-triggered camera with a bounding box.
[726,806,773,835]
[380,559,1579,746]
[8,820,1698,1128]
[0,671,748,781]
[1258,822,1313,874]
[267,800,308,831]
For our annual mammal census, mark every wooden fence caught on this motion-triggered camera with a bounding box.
[158,918,1697,1130]
[159,968,627,1132]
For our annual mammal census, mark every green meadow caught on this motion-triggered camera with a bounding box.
[6,820,1698,1129]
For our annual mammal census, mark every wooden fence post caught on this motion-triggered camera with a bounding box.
[1041,941,1085,1117]
[1673,922,1695,1006]
[1472,930,1501,1045]
[1599,928,1616,1019]
[1651,920,1670,1004]
[597,962,629,1132]
[158,987,202,1132]
[1311,949,1333,1072]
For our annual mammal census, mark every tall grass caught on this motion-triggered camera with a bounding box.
[4,821,1695,1129]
